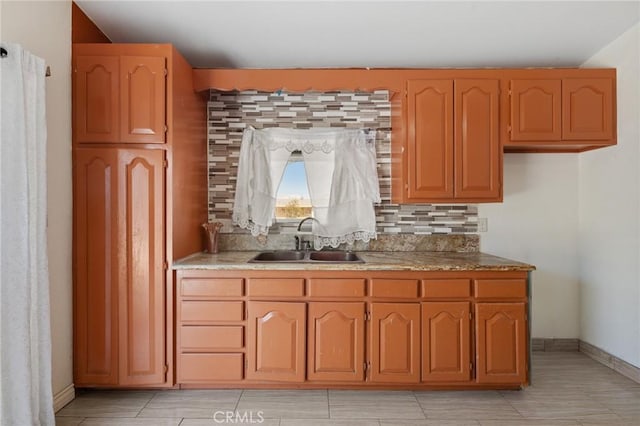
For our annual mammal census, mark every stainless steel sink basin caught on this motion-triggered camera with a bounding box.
[248,250,364,263]
[250,251,307,262]
[308,251,362,262]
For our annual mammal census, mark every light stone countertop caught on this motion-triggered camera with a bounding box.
[172,251,535,272]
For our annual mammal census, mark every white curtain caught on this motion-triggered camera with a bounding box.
[0,43,55,425]
[233,127,380,248]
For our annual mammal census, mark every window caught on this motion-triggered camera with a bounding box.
[275,153,312,220]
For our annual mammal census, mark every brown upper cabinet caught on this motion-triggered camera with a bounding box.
[75,53,167,144]
[406,79,501,203]
[506,73,616,152]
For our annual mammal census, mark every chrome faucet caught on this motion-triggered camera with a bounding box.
[295,216,320,250]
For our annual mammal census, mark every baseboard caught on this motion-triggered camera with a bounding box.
[531,338,580,352]
[580,340,640,384]
[53,384,75,412]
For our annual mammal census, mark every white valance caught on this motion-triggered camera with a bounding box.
[232,127,380,249]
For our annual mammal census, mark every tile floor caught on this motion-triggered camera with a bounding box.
[56,352,640,425]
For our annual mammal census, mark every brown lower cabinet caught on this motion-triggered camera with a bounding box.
[475,302,527,384]
[370,303,421,383]
[308,302,365,382]
[175,270,529,389]
[247,301,306,382]
[422,301,471,382]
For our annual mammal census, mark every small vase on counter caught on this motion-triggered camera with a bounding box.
[202,221,223,254]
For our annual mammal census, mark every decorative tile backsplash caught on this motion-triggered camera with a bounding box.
[207,90,479,235]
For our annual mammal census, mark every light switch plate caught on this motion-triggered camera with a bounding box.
[477,218,488,232]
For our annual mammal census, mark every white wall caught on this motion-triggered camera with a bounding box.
[1,0,73,396]
[579,23,640,367]
[479,155,580,338]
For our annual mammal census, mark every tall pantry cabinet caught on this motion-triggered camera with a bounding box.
[72,44,207,387]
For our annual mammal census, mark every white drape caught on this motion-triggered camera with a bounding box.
[232,127,380,248]
[0,43,55,425]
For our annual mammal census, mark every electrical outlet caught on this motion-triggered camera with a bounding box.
[477,218,488,232]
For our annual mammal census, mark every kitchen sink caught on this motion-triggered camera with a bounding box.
[308,251,362,262]
[248,250,364,263]
[249,250,307,262]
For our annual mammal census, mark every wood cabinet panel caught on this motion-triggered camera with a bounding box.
[247,278,305,297]
[370,279,419,298]
[422,302,471,382]
[308,279,365,298]
[75,147,166,386]
[475,280,526,299]
[510,80,562,141]
[405,78,501,202]
[75,56,119,143]
[407,80,454,199]
[74,148,119,385]
[180,326,244,351]
[421,279,471,299]
[120,56,166,143]
[454,79,501,199]
[181,301,244,323]
[180,278,244,298]
[247,302,306,382]
[178,353,244,382]
[562,78,613,141]
[307,302,365,382]
[118,149,165,385]
[476,303,527,384]
[370,303,421,383]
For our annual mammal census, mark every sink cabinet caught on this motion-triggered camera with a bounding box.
[308,302,365,382]
[175,269,530,389]
[247,301,306,382]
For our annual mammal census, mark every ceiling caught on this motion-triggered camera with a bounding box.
[76,1,640,69]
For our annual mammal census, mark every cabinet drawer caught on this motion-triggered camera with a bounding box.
[421,279,471,298]
[475,280,526,299]
[178,353,244,382]
[180,278,243,298]
[180,301,244,323]
[180,326,244,351]
[308,279,366,297]
[247,278,305,297]
[370,279,419,298]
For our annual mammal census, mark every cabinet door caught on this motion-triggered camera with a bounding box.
[407,80,454,200]
[510,80,561,141]
[475,303,527,384]
[74,148,119,385]
[247,301,306,382]
[454,79,501,200]
[307,302,365,382]
[562,78,614,141]
[117,149,166,385]
[370,303,420,383]
[422,302,471,382]
[75,56,119,143]
[120,56,166,144]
